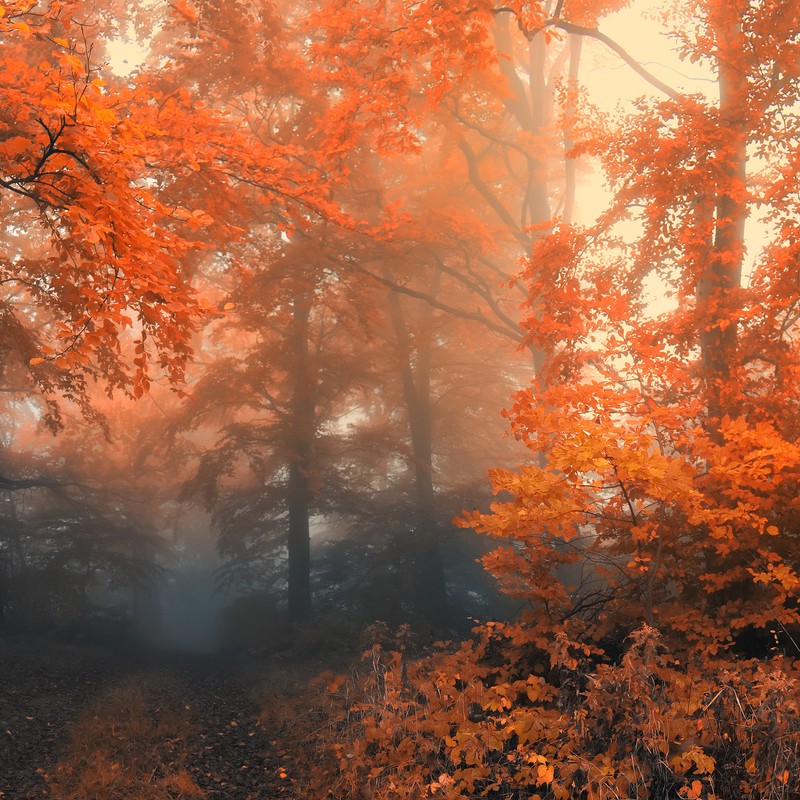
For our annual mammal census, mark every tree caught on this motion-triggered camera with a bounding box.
[0,396,171,631]
[121,0,368,625]
[0,0,354,633]
[0,1,336,416]
[149,0,537,628]
[180,228,383,623]
[303,3,800,799]
[307,0,642,359]
[467,0,800,654]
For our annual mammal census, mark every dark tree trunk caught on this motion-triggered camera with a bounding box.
[0,498,25,625]
[388,276,450,633]
[286,287,314,623]
[0,559,7,623]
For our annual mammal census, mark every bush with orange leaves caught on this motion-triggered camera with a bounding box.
[300,622,799,800]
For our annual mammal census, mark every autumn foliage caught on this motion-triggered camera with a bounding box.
[1,1,202,405]
[3,0,800,796]
[49,678,203,800]
[283,1,800,799]
[0,0,335,416]
[291,624,797,800]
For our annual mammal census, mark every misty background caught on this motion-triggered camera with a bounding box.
[0,0,703,653]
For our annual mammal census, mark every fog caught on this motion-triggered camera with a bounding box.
[0,0,673,654]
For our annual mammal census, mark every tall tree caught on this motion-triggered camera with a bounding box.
[465,0,800,655]
[1,0,337,411]
[307,0,639,353]
[148,0,530,625]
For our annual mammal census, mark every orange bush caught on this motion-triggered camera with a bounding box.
[302,625,799,799]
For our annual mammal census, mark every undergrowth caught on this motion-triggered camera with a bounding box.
[273,622,800,800]
[48,674,204,800]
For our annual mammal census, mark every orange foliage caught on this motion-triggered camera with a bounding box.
[0,0,339,415]
[49,679,203,800]
[1,2,201,398]
[5,0,800,793]
[295,625,799,799]
[298,1,800,798]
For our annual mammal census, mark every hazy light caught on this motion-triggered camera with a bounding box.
[106,38,148,76]
[583,0,716,108]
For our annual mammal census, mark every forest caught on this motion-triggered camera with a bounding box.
[0,0,799,798]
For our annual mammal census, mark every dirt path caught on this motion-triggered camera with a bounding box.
[166,654,295,799]
[0,636,299,800]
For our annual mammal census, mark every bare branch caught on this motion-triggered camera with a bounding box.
[457,138,531,245]
[331,255,525,344]
[492,8,681,100]
[551,21,681,100]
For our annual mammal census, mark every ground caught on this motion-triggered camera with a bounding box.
[0,632,324,800]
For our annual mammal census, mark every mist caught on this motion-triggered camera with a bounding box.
[0,0,559,647]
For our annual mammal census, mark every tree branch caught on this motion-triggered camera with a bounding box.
[332,255,525,344]
[550,21,681,100]
[492,8,681,100]
[457,138,531,245]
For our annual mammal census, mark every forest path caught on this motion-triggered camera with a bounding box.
[167,651,295,799]
[0,635,300,800]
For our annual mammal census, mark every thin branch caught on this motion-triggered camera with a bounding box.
[451,100,536,162]
[550,21,681,100]
[331,255,525,343]
[491,9,681,100]
[429,253,523,338]
[457,138,531,245]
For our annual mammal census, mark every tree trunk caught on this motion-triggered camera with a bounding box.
[563,34,582,225]
[387,275,450,633]
[697,4,748,431]
[492,13,552,230]
[0,557,7,623]
[0,497,24,625]
[286,287,314,623]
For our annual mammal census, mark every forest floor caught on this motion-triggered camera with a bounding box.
[0,631,338,800]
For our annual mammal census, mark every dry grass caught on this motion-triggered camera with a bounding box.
[48,673,205,800]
